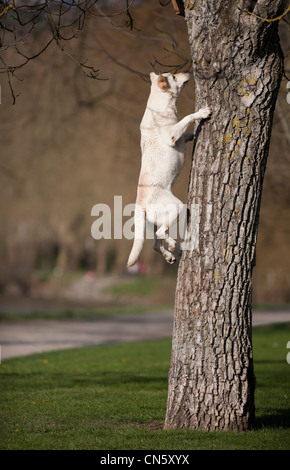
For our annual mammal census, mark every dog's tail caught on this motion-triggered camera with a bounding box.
[127,204,146,267]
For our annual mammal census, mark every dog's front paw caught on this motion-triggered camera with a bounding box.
[198,106,212,119]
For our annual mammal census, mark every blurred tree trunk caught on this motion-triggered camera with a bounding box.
[165,0,285,431]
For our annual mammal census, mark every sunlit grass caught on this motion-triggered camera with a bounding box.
[1,324,290,450]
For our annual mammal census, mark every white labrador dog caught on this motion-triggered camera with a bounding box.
[127,71,211,267]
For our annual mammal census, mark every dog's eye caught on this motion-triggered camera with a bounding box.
[172,75,176,81]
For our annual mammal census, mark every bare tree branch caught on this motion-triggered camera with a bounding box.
[95,36,148,80]
[0,0,136,102]
[238,3,290,22]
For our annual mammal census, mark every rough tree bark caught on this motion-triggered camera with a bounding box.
[164,0,285,431]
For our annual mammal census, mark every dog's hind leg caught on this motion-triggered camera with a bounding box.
[153,230,176,264]
[148,192,182,264]
[155,195,183,254]
[155,225,176,253]
[155,225,176,264]
[160,245,176,264]
[153,227,162,255]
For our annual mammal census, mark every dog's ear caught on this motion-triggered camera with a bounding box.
[150,72,157,83]
[158,73,169,91]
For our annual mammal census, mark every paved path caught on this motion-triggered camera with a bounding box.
[1,309,290,360]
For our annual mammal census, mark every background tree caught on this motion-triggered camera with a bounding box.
[164,0,288,431]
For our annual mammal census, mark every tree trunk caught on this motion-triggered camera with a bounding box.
[164,0,284,431]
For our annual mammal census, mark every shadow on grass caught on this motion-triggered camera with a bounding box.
[255,410,290,430]
[71,371,168,387]
[8,369,169,392]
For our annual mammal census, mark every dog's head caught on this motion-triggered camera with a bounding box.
[150,71,190,97]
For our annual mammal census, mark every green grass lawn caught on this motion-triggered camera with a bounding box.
[0,323,290,450]
[0,304,156,322]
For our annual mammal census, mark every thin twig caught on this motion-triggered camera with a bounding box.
[238,5,290,22]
